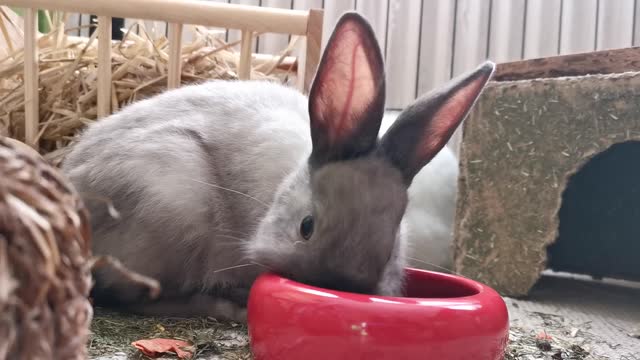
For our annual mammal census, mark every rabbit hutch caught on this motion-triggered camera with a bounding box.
[0,0,322,158]
[0,0,323,358]
[454,46,640,296]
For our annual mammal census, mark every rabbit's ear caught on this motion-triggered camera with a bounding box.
[378,61,495,184]
[308,12,385,166]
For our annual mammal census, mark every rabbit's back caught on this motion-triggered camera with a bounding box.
[65,80,311,182]
[63,80,311,295]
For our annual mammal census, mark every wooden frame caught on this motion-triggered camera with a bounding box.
[494,47,640,82]
[4,0,324,147]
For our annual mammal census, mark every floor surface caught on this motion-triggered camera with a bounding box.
[506,271,640,359]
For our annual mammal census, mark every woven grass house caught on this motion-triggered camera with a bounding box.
[453,47,640,296]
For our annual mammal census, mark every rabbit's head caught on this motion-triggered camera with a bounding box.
[247,12,495,295]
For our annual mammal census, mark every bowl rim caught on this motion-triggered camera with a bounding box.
[252,267,501,306]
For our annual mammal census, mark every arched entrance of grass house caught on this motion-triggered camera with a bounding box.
[547,140,640,282]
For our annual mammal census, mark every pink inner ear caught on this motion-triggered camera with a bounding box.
[418,77,488,162]
[313,22,378,143]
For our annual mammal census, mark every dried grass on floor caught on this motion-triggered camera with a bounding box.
[505,326,596,360]
[89,308,251,359]
[90,313,608,360]
[0,10,298,166]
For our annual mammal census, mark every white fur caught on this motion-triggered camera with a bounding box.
[380,112,459,272]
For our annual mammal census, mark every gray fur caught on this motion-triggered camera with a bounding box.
[62,12,494,322]
[247,157,409,296]
[64,80,310,320]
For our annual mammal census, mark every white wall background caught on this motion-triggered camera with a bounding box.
[67,0,639,110]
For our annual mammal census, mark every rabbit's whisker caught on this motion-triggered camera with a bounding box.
[210,262,274,275]
[250,261,274,272]
[211,226,251,237]
[404,256,465,277]
[216,234,248,242]
[187,178,269,208]
[210,263,258,274]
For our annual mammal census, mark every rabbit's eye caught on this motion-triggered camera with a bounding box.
[299,215,314,240]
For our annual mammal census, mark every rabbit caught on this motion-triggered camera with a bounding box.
[62,11,495,322]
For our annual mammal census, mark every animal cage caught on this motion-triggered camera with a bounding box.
[0,0,323,150]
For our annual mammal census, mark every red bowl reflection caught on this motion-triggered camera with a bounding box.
[247,268,509,360]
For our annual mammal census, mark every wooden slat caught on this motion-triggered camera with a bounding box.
[292,0,322,92]
[167,22,183,89]
[23,8,38,148]
[523,0,562,58]
[449,0,491,155]
[238,29,253,80]
[559,0,598,54]
[142,20,167,41]
[451,0,491,77]
[635,0,640,46]
[494,47,640,82]
[295,37,307,91]
[302,8,322,93]
[253,53,297,70]
[4,0,310,35]
[193,0,227,43]
[180,24,194,44]
[416,0,458,152]
[321,0,355,49]
[487,0,525,63]
[227,0,260,51]
[123,18,135,36]
[417,0,456,95]
[596,0,634,51]
[80,13,90,37]
[293,0,322,10]
[355,0,389,55]
[258,0,291,54]
[65,12,80,36]
[385,0,421,109]
[97,15,112,118]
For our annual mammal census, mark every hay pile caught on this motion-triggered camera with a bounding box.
[0,10,299,165]
[0,136,93,359]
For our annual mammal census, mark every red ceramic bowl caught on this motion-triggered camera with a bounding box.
[247,268,509,360]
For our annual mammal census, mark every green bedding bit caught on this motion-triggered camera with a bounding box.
[10,8,51,33]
